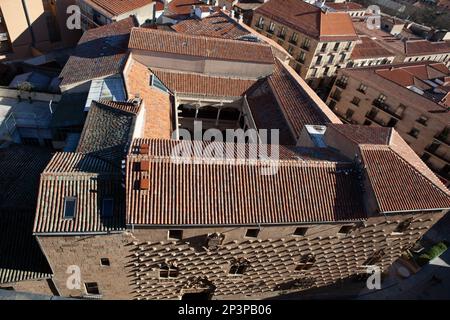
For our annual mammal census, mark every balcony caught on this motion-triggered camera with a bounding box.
[434,130,450,146]
[335,80,347,89]
[425,146,449,163]
[300,44,310,51]
[278,33,285,40]
[330,91,341,101]
[365,111,386,126]
[266,27,274,34]
[372,99,403,120]
[289,39,298,45]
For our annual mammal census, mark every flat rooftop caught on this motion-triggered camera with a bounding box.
[0,97,53,128]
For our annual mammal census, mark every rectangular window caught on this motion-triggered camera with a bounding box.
[85,282,100,295]
[320,43,327,52]
[328,54,334,64]
[63,197,77,219]
[293,227,308,236]
[268,21,275,33]
[338,225,354,235]
[168,229,183,240]
[290,32,298,44]
[287,46,294,54]
[416,115,428,126]
[278,26,286,38]
[245,229,260,238]
[100,258,110,266]
[333,42,340,51]
[102,198,114,217]
[408,128,420,138]
[301,38,310,50]
[315,55,322,65]
[345,109,354,120]
[351,96,360,106]
[357,83,368,93]
[257,16,264,29]
[297,51,306,63]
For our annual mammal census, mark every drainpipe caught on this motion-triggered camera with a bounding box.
[21,0,36,47]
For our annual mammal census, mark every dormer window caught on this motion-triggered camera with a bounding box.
[102,198,114,217]
[63,197,77,219]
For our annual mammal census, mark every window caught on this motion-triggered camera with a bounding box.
[63,197,77,219]
[416,115,428,126]
[159,263,178,279]
[100,258,110,266]
[287,46,294,54]
[338,225,354,235]
[229,258,249,275]
[295,254,315,271]
[278,26,286,38]
[297,51,306,63]
[85,282,100,295]
[168,229,183,240]
[290,32,298,44]
[408,128,420,139]
[333,42,340,51]
[102,198,113,217]
[421,153,431,162]
[363,249,384,266]
[394,218,413,233]
[293,227,308,237]
[257,16,264,29]
[345,41,352,50]
[340,53,346,63]
[357,83,367,93]
[315,55,322,66]
[345,109,354,120]
[301,38,310,50]
[245,228,260,238]
[268,21,275,33]
[320,43,327,52]
[328,54,334,64]
[377,94,386,103]
[351,96,360,106]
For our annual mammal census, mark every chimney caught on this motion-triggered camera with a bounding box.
[139,160,150,171]
[139,143,149,155]
[230,9,235,19]
[139,178,150,190]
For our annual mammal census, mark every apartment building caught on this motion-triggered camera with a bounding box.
[349,35,396,68]
[353,18,450,67]
[251,0,358,89]
[0,0,80,60]
[2,21,450,299]
[78,0,160,30]
[326,62,450,185]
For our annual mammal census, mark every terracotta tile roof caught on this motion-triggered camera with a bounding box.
[255,0,357,41]
[166,0,210,18]
[34,153,125,234]
[360,145,450,213]
[171,11,249,39]
[128,28,274,64]
[76,100,140,166]
[59,17,137,88]
[267,59,333,139]
[84,0,153,17]
[151,68,259,97]
[124,58,173,139]
[405,40,450,56]
[327,124,392,145]
[351,36,396,60]
[325,1,365,11]
[246,79,297,145]
[125,138,366,225]
[326,125,450,212]
[0,145,53,283]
